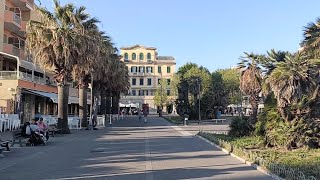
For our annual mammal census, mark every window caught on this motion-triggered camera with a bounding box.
[139,66,145,73]
[138,90,143,96]
[3,34,7,44]
[167,90,171,96]
[147,78,152,86]
[158,79,161,85]
[167,79,171,85]
[167,66,171,73]
[158,66,161,73]
[147,53,151,60]
[139,53,144,60]
[131,66,137,73]
[124,53,128,60]
[132,53,136,60]
[131,90,136,96]
[146,67,153,73]
[132,78,136,86]
[140,78,144,85]
[145,90,149,96]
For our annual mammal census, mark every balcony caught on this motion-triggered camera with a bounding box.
[3,44,27,60]
[0,71,18,80]
[17,21,27,37]
[4,11,21,33]
[11,0,34,11]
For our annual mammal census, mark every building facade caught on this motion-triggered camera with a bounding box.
[0,0,90,122]
[119,44,176,113]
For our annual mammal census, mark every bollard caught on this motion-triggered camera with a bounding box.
[109,115,112,125]
[184,117,188,126]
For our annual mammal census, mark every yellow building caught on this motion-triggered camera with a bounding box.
[0,0,90,122]
[119,44,176,113]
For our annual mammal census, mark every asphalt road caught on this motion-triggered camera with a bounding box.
[0,116,272,180]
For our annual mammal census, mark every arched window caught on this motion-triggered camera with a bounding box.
[147,53,151,60]
[124,53,128,60]
[139,53,144,60]
[132,53,136,60]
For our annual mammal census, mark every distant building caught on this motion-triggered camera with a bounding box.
[119,44,176,113]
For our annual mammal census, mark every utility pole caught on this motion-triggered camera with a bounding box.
[198,78,201,123]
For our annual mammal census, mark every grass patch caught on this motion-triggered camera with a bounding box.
[199,132,320,179]
[163,116,184,124]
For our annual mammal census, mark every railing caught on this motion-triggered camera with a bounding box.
[199,132,318,180]
[33,76,46,84]
[0,71,18,79]
[19,72,32,81]
[13,13,21,26]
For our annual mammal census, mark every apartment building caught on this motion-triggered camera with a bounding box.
[119,44,176,113]
[0,0,90,122]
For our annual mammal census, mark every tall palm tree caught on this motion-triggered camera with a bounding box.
[26,0,83,133]
[264,53,320,122]
[238,52,263,123]
[71,8,102,128]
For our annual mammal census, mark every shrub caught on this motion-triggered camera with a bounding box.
[228,116,253,137]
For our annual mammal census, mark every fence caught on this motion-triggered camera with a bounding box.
[0,114,20,132]
[199,132,318,180]
[42,115,81,130]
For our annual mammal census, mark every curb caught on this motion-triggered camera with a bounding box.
[196,135,285,180]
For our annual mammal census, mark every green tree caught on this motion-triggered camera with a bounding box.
[177,62,198,76]
[218,68,241,104]
[153,78,169,117]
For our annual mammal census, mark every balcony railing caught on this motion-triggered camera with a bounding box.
[13,13,21,26]
[0,71,47,85]
[19,72,32,81]
[0,71,18,80]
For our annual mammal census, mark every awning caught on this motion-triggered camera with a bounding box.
[119,102,138,108]
[26,90,58,103]
[24,90,91,105]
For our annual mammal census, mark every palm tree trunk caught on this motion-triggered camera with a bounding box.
[57,83,70,134]
[106,91,112,114]
[100,90,107,115]
[250,96,258,124]
[79,84,88,127]
[111,92,119,114]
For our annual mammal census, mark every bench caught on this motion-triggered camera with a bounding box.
[0,140,10,151]
[48,124,62,137]
[11,130,28,147]
[212,119,227,123]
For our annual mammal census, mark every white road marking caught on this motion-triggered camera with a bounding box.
[171,126,193,137]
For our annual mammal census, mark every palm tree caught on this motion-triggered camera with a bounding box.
[71,9,102,128]
[301,17,320,58]
[264,53,320,122]
[238,52,263,123]
[26,0,83,133]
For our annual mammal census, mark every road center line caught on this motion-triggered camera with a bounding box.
[145,127,154,180]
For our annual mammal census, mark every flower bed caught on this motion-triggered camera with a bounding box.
[199,132,320,180]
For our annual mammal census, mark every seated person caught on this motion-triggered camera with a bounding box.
[27,119,41,134]
[37,118,49,140]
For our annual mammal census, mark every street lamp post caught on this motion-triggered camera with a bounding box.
[88,75,93,130]
[197,78,201,123]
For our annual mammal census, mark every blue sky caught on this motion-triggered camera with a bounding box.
[39,0,320,71]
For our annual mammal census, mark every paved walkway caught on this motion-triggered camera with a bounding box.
[0,116,272,180]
